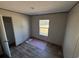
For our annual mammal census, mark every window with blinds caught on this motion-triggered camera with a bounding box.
[39,20,49,36]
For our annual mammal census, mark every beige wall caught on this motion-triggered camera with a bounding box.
[0,9,30,46]
[31,13,67,46]
[63,3,79,58]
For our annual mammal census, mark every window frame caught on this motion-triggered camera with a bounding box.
[39,19,49,36]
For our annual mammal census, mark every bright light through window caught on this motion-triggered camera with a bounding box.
[39,20,49,36]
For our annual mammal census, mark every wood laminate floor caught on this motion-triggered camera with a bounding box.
[10,38,63,58]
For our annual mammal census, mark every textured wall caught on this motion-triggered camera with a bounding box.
[63,3,79,58]
[31,13,67,46]
[0,9,30,46]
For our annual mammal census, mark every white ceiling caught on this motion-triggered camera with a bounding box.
[0,1,77,15]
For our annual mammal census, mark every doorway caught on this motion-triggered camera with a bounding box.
[0,16,16,57]
[2,16,15,46]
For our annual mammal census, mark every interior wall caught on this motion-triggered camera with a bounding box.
[63,3,79,58]
[31,13,67,46]
[0,9,30,46]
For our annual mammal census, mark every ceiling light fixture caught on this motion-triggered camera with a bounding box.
[31,7,34,9]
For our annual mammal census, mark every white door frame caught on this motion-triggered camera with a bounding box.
[0,15,11,57]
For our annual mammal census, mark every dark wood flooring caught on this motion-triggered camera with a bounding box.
[10,39,63,58]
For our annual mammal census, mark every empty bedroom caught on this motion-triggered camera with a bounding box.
[0,1,79,58]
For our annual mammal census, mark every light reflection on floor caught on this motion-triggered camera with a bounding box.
[26,38,47,50]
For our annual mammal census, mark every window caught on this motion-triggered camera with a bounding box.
[39,20,49,36]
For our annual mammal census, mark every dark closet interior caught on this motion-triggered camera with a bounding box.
[3,16,15,46]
